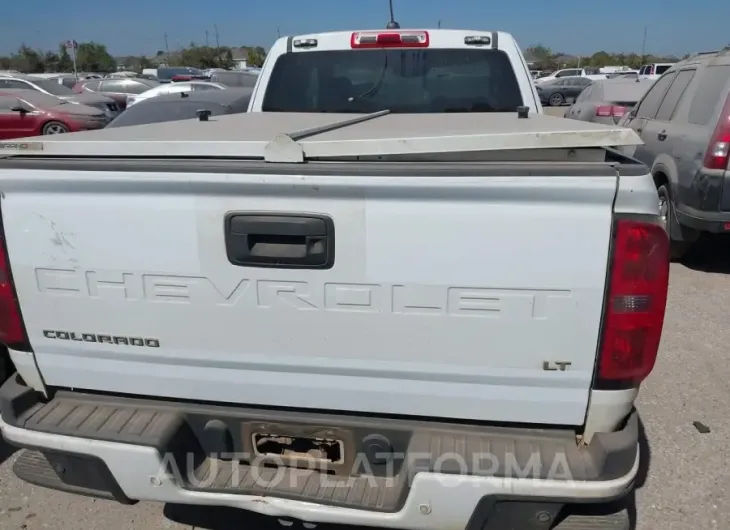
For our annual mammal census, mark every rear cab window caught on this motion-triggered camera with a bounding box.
[262,48,524,113]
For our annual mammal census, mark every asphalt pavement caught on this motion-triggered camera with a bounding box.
[1,240,729,530]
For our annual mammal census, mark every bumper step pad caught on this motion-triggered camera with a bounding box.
[13,449,134,504]
[189,458,406,511]
[556,510,631,529]
[1,375,639,517]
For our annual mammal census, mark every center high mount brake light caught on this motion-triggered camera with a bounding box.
[350,31,430,49]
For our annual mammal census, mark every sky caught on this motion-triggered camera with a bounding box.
[1,0,728,58]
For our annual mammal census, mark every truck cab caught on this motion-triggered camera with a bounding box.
[247,29,542,116]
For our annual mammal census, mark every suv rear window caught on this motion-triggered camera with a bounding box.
[688,65,730,125]
[262,49,524,113]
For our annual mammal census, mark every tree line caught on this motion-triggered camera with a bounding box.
[0,43,116,73]
[1,40,688,75]
[0,42,267,74]
[525,44,685,70]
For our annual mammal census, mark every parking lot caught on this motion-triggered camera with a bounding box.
[1,234,729,529]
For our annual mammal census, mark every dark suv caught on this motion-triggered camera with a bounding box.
[620,48,730,259]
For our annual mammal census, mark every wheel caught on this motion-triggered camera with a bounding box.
[657,183,693,261]
[549,93,565,106]
[42,121,69,135]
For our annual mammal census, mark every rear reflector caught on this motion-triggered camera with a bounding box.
[703,92,730,170]
[351,31,429,49]
[596,105,627,118]
[0,228,27,348]
[595,219,669,388]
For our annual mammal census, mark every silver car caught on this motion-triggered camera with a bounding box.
[0,75,121,119]
[565,78,655,124]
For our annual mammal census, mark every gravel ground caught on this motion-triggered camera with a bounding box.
[1,237,729,530]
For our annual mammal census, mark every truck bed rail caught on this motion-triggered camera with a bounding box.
[0,111,642,163]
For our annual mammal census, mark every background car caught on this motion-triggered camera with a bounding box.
[73,78,160,110]
[105,87,252,128]
[536,76,593,106]
[137,73,159,81]
[209,70,259,88]
[0,75,121,118]
[127,81,226,106]
[564,78,655,123]
[638,63,675,81]
[0,89,108,139]
[171,74,210,82]
[157,66,205,83]
[607,70,640,80]
[534,68,607,85]
[104,71,138,79]
[620,49,730,260]
[54,76,82,89]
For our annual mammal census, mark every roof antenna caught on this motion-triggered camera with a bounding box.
[386,0,400,29]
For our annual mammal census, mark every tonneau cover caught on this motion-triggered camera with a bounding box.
[0,110,642,162]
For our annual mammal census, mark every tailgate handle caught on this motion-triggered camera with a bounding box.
[225,213,335,269]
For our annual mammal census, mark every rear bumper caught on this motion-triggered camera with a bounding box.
[675,205,730,233]
[0,375,639,530]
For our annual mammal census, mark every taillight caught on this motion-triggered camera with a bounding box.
[596,105,627,118]
[595,218,669,388]
[0,219,28,349]
[350,30,429,49]
[702,93,730,170]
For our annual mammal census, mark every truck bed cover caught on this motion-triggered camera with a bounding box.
[0,111,642,162]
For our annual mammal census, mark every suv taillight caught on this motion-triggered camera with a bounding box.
[703,93,730,170]
[595,218,669,388]
[596,105,627,118]
[0,218,28,349]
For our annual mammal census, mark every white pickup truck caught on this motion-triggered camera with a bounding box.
[0,29,668,530]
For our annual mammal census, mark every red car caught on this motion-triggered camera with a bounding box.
[170,74,210,82]
[0,89,108,140]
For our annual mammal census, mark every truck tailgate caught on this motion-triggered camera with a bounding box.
[1,167,617,426]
